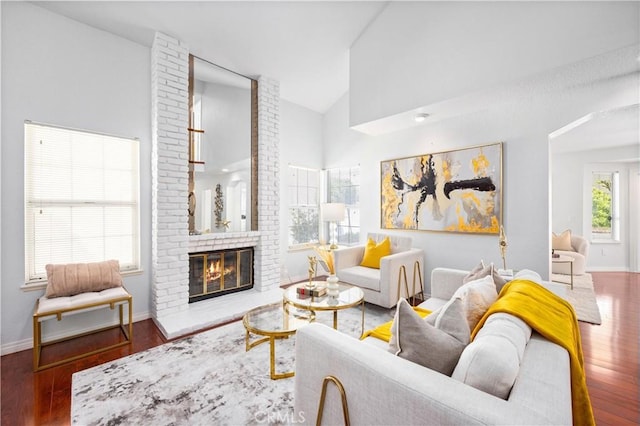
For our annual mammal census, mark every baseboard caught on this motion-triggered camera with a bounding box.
[1,311,150,356]
[587,267,630,272]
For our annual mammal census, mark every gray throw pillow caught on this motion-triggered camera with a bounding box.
[463,262,508,293]
[389,298,470,376]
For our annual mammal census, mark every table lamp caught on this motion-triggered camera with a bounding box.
[321,203,345,250]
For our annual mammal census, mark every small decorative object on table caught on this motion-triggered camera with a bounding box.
[315,246,340,297]
[297,286,327,298]
[306,256,317,289]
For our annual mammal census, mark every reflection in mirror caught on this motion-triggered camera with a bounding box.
[188,55,257,234]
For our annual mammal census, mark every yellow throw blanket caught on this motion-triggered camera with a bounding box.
[361,306,431,341]
[473,279,595,426]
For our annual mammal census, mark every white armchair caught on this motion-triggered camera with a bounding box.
[552,234,589,275]
[333,233,425,308]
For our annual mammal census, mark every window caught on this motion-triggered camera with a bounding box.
[287,165,319,248]
[24,122,140,283]
[591,171,619,242]
[327,166,360,245]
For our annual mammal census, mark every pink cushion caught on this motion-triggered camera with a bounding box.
[45,260,123,298]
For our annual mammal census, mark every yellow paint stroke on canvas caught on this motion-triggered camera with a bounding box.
[472,150,490,176]
[441,158,452,181]
[382,169,401,228]
[445,195,499,233]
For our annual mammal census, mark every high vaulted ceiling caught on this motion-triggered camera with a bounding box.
[32,1,389,114]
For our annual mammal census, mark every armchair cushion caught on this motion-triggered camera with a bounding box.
[339,265,382,291]
[360,237,391,269]
[552,230,574,251]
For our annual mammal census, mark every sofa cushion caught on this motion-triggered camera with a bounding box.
[463,261,508,293]
[45,260,123,298]
[552,230,574,251]
[452,312,532,399]
[513,269,543,283]
[339,265,381,291]
[451,275,498,331]
[360,237,391,269]
[389,298,469,376]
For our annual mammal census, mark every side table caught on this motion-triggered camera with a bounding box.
[243,303,311,380]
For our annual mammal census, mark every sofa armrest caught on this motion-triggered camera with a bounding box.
[294,323,559,425]
[430,267,468,300]
[379,248,424,302]
[333,246,365,271]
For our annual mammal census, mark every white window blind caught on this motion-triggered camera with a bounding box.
[24,121,140,283]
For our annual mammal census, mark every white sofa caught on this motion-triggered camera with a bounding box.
[294,268,572,425]
[553,234,589,275]
[333,233,425,308]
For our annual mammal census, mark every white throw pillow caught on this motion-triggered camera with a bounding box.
[451,275,499,331]
[452,313,532,399]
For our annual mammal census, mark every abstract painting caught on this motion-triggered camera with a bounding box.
[381,142,502,234]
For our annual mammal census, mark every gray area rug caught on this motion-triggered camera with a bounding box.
[72,304,394,425]
[551,272,602,325]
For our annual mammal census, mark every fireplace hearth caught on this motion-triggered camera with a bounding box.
[189,248,253,303]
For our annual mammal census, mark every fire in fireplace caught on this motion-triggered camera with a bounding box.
[189,248,253,303]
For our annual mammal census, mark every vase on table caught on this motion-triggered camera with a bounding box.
[326,274,339,298]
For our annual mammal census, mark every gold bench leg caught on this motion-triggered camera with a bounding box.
[33,295,134,372]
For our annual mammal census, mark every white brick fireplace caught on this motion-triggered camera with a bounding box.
[150,32,282,338]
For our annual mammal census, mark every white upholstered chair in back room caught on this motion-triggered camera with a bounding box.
[552,232,590,275]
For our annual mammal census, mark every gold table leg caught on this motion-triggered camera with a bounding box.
[245,329,294,380]
[269,335,295,380]
[360,300,365,338]
[570,262,574,290]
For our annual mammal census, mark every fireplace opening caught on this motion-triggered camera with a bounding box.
[189,247,254,303]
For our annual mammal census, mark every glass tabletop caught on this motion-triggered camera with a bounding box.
[283,282,364,311]
[243,303,311,336]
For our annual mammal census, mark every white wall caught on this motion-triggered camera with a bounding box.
[1,2,151,352]
[350,2,640,127]
[552,145,638,271]
[324,73,637,295]
[279,100,323,282]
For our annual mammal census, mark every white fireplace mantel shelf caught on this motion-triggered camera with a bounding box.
[188,231,262,254]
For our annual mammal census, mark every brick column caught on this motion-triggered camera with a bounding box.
[151,33,190,318]
[255,77,280,292]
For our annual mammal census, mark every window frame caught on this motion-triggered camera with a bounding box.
[23,121,141,285]
[287,165,320,250]
[326,165,360,246]
[584,167,621,244]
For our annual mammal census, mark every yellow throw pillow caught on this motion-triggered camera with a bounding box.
[360,237,391,269]
[552,230,573,251]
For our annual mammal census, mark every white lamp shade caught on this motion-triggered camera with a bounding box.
[321,203,345,222]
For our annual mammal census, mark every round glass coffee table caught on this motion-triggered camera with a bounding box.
[243,303,312,380]
[283,282,365,337]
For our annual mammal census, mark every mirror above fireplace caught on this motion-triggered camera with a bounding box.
[188,55,258,234]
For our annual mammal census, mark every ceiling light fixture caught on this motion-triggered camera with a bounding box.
[414,113,429,123]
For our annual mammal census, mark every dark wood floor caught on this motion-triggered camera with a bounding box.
[1,272,638,425]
